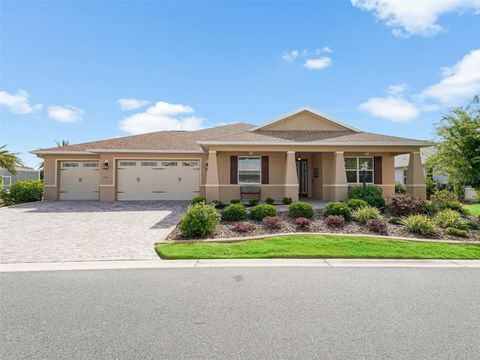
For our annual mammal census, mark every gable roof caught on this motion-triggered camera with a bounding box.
[249,107,361,132]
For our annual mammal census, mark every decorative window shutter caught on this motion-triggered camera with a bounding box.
[230,156,238,184]
[261,156,269,184]
[374,156,382,184]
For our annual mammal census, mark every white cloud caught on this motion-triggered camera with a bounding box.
[359,84,419,122]
[282,50,299,62]
[316,46,333,54]
[0,89,42,114]
[118,98,150,110]
[304,57,332,70]
[48,105,84,123]
[351,0,480,37]
[418,49,480,105]
[119,101,205,135]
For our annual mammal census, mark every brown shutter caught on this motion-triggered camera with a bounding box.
[261,156,269,184]
[374,156,382,184]
[230,156,238,184]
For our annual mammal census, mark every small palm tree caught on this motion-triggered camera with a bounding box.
[55,139,70,147]
[0,145,23,176]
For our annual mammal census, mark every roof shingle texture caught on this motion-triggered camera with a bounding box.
[40,123,428,152]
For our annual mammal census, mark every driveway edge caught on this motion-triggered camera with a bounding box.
[1,259,479,272]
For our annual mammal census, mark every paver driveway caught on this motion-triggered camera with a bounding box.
[0,201,187,263]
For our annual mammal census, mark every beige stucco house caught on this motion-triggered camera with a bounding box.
[32,108,430,202]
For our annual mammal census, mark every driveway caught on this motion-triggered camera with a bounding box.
[0,201,187,263]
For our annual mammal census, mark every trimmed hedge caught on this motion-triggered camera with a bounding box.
[345,198,369,211]
[250,204,277,221]
[288,201,315,218]
[348,185,386,211]
[221,204,248,221]
[323,202,352,221]
[4,180,43,205]
[192,196,206,204]
[179,203,220,237]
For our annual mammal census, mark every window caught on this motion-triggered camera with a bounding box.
[344,157,374,184]
[141,162,157,167]
[403,169,408,184]
[83,162,99,168]
[182,161,198,167]
[238,157,261,184]
[62,162,79,168]
[119,161,136,167]
[2,176,11,186]
[161,161,177,167]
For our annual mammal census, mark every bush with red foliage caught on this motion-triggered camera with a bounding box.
[233,222,256,233]
[295,217,311,228]
[325,215,345,227]
[262,216,282,229]
[366,219,387,233]
[386,193,426,217]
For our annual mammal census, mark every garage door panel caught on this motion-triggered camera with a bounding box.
[117,160,200,201]
[59,162,100,200]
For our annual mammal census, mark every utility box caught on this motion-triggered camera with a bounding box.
[464,187,479,202]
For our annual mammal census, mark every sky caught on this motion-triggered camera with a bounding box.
[1,0,479,168]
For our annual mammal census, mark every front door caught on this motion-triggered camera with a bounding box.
[296,159,308,197]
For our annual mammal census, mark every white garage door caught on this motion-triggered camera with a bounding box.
[59,162,100,200]
[117,160,200,200]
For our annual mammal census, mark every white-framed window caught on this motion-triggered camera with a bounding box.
[403,169,408,184]
[141,161,157,167]
[238,156,261,184]
[161,161,177,167]
[83,162,99,168]
[62,162,79,168]
[182,161,198,167]
[345,157,374,184]
[2,176,11,186]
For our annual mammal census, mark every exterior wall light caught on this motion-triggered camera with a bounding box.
[103,160,109,169]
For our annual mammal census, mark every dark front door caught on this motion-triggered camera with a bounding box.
[296,159,308,197]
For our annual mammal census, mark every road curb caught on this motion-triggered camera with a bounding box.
[1,259,479,272]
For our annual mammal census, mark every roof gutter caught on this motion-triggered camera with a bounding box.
[197,141,433,147]
[31,149,206,155]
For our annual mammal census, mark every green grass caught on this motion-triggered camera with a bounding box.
[156,235,480,260]
[466,203,480,216]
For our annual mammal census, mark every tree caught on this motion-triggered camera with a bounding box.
[55,139,69,147]
[427,96,480,193]
[37,140,70,179]
[0,145,23,175]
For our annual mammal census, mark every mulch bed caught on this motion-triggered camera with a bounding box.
[167,211,480,242]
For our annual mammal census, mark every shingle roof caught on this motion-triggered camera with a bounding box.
[33,120,430,154]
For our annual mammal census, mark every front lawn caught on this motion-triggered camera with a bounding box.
[156,235,480,260]
[466,204,480,216]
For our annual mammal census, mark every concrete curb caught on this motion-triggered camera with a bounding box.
[159,232,480,244]
[1,259,479,272]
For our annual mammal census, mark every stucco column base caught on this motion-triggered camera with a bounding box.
[205,186,220,202]
[99,186,115,202]
[406,185,427,200]
[43,186,58,201]
[284,185,299,202]
[332,185,349,201]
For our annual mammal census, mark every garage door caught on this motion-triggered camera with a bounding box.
[117,160,200,200]
[59,162,100,200]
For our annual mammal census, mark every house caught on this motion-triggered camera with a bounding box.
[1,166,40,190]
[395,146,448,185]
[32,108,431,202]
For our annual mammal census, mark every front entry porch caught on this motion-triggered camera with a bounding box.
[204,149,426,203]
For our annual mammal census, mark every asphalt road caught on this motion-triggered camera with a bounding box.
[1,268,479,360]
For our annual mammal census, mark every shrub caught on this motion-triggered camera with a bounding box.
[446,227,468,237]
[348,185,386,210]
[434,209,468,230]
[323,202,352,221]
[230,199,240,204]
[395,182,406,194]
[346,198,369,211]
[367,219,387,233]
[250,204,277,221]
[422,201,439,216]
[288,201,315,218]
[179,203,220,237]
[466,220,479,230]
[325,215,345,227]
[192,196,206,205]
[294,217,311,228]
[233,221,256,233]
[0,189,14,206]
[430,189,457,203]
[265,197,275,205]
[248,199,259,207]
[8,180,43,204]
[400,215,436,236]
[352,205,381,224]
[437,200,468,216]
[262,216,282,229]
[282,197,293,205]
[221,204,247,221]
[386,194,426,217]
[387,216,402,225]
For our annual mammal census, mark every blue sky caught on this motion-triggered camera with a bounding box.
[1,0,479,167]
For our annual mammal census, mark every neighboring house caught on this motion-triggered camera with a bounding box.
[1,166,40,190]
[32,108,431,202]
[394,147,448,185]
